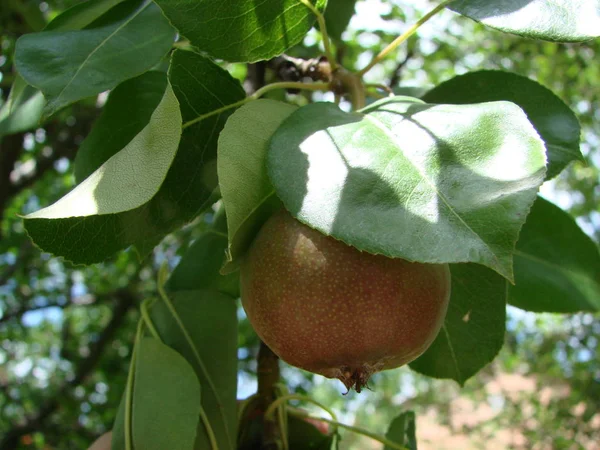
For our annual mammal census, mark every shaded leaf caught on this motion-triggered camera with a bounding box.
[217,99,297,273]
[24,51,245,264]
[510,196,600,312]
[448,0,600,42]
[150,291,238,450]
[324,0,357,41]
[153,0,326,62]
[133,338,201,450]
[384,411,417,450]
[74,71,168,182]
[26,80,181,219]
[268,98,546,281]
[409,264,506,385]
[0,75,44,137]
[166,231,240,298]
[15,0,175,116]
[288,414,334,450]
[422,70,582,179]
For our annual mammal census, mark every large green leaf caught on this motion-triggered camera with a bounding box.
[409,264,506,385]
[166,231,240,298]
[0,75,44,137]
[15,0,175,116]
[448,0,600,42]
[268,98,546,281]
[153,0,326,62]
[132,338,201,450]
[150,291,238,450]
[384,411,417,450]
[74,71,168,182]
[217,99,297,273]
[24,51,245,264]
[25,80,181,219]
[509,196,600,312]
[324,0,357,41]
[422,70,582,179]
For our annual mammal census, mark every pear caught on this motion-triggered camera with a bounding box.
[241,209,451,392]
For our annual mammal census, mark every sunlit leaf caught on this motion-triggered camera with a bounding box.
[23,51,244,264]
[448,0,600,42]
[268,98,546,280]
[153,0,326,62]
[74,71,168,182]
[423,70,582,179]
[26,80,181,219]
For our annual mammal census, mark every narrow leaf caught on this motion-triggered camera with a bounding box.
[153,0,327,62]
[15,0,175,116]
[422,70,582,179]
[409,264,506,385]
[133,338,201,450]
[26,80,181,219]
[448,0,600,42]
[510,196,600,312]
[268,98,546,281]
[150,291,238,450]
[217,99,297,272]
[384,411,417,450]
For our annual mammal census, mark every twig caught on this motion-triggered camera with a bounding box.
[257,342,282,450]
[389,48,416,88]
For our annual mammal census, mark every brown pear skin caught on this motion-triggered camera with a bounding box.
[240,209,451,392]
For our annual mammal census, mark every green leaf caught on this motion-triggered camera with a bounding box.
[448,0,600,42]
[132,338,201,450]
[45,0,126,31]
[384,411,417,450]
[0,75,44,137]
[166,231,240,298]
[409,264,506,385]
[15,0,176,116]
[153,0,326,62]
[268,98,546,281]
[25,80,181,219]
[324,0,357,42]
[0,0,130,137]
[422,70,582,179]
[217,99,297,273]
[150,291,238,450]
[509,196,600,312]
[74,71,168,182]
[24,51,245,265]
[287,415,334,450]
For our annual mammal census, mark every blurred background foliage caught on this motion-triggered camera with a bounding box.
[0,0,598,449]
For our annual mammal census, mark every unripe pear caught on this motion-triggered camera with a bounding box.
[240,209,451,392]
